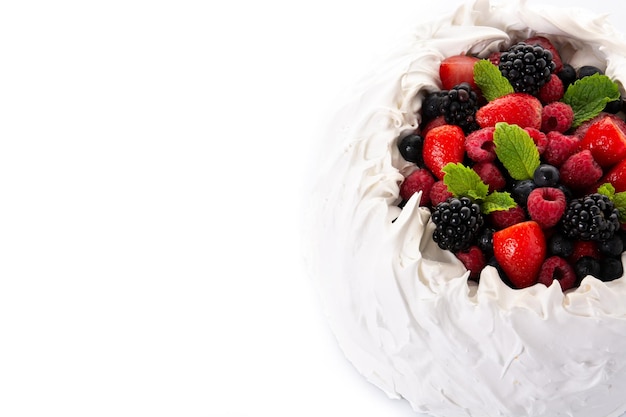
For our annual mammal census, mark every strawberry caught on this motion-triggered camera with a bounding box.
[439,55,480,91]
[423,125,465,179]
[475,93,542,130]
[601,158,626,192]
[574,112,626,138]
[523,36,563,73]
[493,221,546,288]
[579,116,626,168]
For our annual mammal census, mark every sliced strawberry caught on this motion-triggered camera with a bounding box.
[422,125,465,180]
[475,93,542,130]
[493,221,546,289]
[523,36,563,73]
[574,112,626,139]
[601,158,626,192]
[439,55,480,91]
[579,116,626,168]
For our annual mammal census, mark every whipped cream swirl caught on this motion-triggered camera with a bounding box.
[304,1,626,416]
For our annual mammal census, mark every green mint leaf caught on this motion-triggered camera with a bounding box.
[562,73,620,128]
[493,122,540,181]
[473,60,514,101]
[442,162,489,200]
[598,182,626,223]
[481,191,516,215]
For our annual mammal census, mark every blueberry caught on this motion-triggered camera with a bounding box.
[578,65,604,79]
[604,95,623,114]
[398,134,424,164]
[548,233,574,258]
[478,228,495,255]
[599,235,624,257]
[575,256,601,280]
[557,64,576,88]
[600,258,624,281]
[533,164,560,187]
[557,184,573,203]
[511,179,537,207]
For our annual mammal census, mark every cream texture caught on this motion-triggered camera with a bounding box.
[304,1,626,416]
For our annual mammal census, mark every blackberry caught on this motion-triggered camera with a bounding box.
[499,42,555,95]
[431,197,484,252]
[422,91,447,121]
[440,83,479,133]
[561,193,620,242]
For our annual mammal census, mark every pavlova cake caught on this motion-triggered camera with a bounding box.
[304,0,626,416]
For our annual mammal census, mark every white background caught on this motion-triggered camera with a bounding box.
[1,1,626,416]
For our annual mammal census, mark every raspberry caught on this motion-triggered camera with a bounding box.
[538,74,564,104]
[541,102,574,133]
[431,197,484,252]
[561,193,620,241]
[544,131,579,167]
[473,161,505,192]
[524,127,548,154]
[559,150,603,190]
[488,51,501,66]
[430,180,453,207]
[538,256,577,291]
[568,240,601,264]
[456,245,486,281]
[526,187,567,229]
[400,168,436,205]
[465,127,496,162]
[488,204,526,229]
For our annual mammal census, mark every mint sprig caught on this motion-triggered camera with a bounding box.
[597,183,626,223]
[493,122,540,181]
[562,73,620,128]
[442,162,516,214]
[473,59,514,101]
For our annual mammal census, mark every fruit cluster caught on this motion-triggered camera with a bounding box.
[397,36,626,291]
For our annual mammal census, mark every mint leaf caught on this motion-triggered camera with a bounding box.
[481,191,516,214]
[493,122,540,181]
[598,182,626,223]
[442,162,489,200]
[562,73,620,128]
[473,60,514,101]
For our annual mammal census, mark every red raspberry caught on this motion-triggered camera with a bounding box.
[465,127,496,162]
[544,131,579,167]
[400,168,436,205]
[541,102,574,133]
[488,204,526,229]
[473,161,505,192]
[455,245,486,281]
[538,256,577,291]
[559,150,603,190]
[524,127,548,155]
[526,187,567,229]
[568,240,601,264]
[538,74,564,104]
[488,51,501,66]
[430,180,453,207]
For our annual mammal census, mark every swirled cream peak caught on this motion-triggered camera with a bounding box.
[304,0,626,416]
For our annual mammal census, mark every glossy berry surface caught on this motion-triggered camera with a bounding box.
[398,134,424,164]
[561,194,620,241]
[499,43,555,95]
[431,197,484,252]
[533,164,560,187]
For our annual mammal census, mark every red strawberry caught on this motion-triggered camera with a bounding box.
[574,112,626,139]
[475,93,542,130]
[579,116,626,168]
[493,221,546,288]
[439,55,480,90]
[400,168,436,205]
[423,125,465,180]
[601,158,626,192]
[523,36,563,73]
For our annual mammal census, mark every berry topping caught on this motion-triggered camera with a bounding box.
[600,258,624,281]
[430,180,454,207]
[543,132,579,167]
[559,150,603,190]
[456,245,486,281]
[548,232,574,258]
[526,187,567,229]
[511,179,537,207]
[578,65,604,79]
[423,125,466,179]
[533,164,560,187]
[431,197,484,252]
[575,256,601,280]
[493,221,546,288]
[538,256,577,291]
[523,36,563,73]
[465,127,496,163]
[400,168,436,205]
[557,63,576,88]
[538,73,564,104]
[499,42,555,95]
[439,55,480,91]
[541,102,574,133]
[561,193,620,241]
[473,161,506,192]
[398,133,424,165]
[525,127,549,154]
[580,116,626,168]
[476,93,542,130]
[487,204,526,229]
[441,82,480,133]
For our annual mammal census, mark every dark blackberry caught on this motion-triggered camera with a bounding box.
[440,83,479,133]
[431,197,484,252]
[499,42,555,95]
[548,232,574,258]
[398,133,424,165]
[561,193,620,242]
